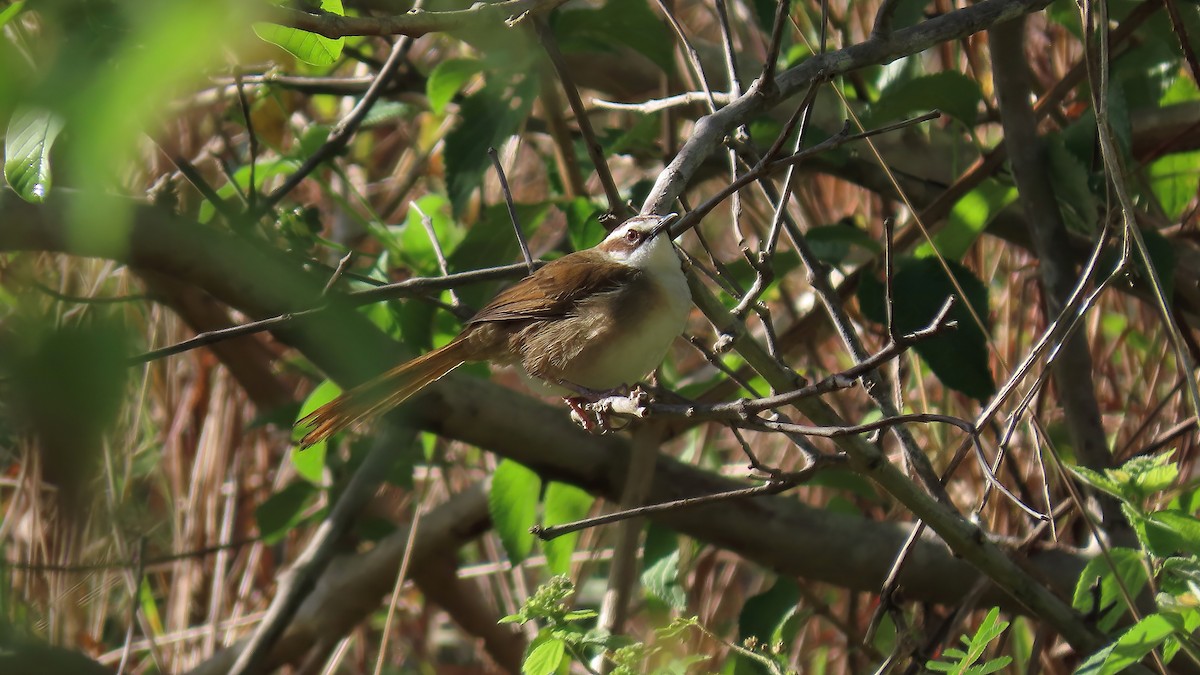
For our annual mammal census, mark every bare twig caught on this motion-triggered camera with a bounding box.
[488,147,534,272]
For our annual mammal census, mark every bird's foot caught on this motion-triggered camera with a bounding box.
[559,382,635,434]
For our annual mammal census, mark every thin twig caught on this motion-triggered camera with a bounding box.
[262,26,417,214]
[488,147,534,272]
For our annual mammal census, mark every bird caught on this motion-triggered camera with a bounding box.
[297,212,691,446]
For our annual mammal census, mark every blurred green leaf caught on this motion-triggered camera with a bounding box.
[445,73,537,215]
[914,179,1016,260]
[565,198,605,250]
[399,194,463,274]
[553,0,674,72]
[867,71,982,127]
[1145,510,1200,558]
[858,257,994,399]
[427,58,484,115]
[0,1,25,28]
[736,578,799,675]
[4,107,64,203]
[542,482,593,576]
[489,459,541,565]
[1149,151,1200,220]
[255,481,317,544]
[806,220,883,266]
[1046,136,1098,232]
[253,0,344,66]
[523,634,566,675]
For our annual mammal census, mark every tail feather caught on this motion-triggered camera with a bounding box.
[297,339,468,447]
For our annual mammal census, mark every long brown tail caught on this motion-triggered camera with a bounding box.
[297,338,470,447]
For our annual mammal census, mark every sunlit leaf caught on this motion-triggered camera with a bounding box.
[522,635,565,675]
[1075,613,1174,675]
[489,459,541,565]
[253,0,344,66]
[4,107,64,203]
[427,58,484,115]
[542,482,593,576]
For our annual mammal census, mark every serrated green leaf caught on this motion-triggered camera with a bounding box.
[252,0,344,66]
[1072,547,1147,632]
[523,635,566,675]
[642,548,686,610]
[1075,613,1174,675]
[1046,136,1099,232]
[542,482,593,576]
[444,73,537,215]
[427,58,484,115]
[1068,464,1125,500]
[867,71,982,127]
[255,481,317,544]
[858,257,994,399]
[4,107,65,203]
[1147,511,1200,557]
[489,459,541,565]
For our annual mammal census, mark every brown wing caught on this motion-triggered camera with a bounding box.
[467,251,640,325]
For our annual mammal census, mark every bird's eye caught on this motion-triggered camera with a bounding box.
[625,229,642,244]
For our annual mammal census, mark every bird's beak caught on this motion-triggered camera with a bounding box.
[648,212,679,240]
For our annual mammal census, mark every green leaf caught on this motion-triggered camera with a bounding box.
[867,71,983,127]
[1046,137,1099,232]
[1146,511,1200,557]
[523,634,566,675]
[255,481,317,544]
[398,194,464,274]
[553,0,675,72]
[447,201,548,308]
[427,58,485,115]
[1068,464,1125,501]
[565,198,606,250]
[252,0,344,66]
[858,257,994,399]
[1075,613,1174,675]
[489,459,541,565]
[290,379,341,481]
[444,73,537,215]
[642,548,686,611]
[542,482,594,576]
[1071,547,1148,631]
[736,578,799,675]
[198,157,301,223]
[1149,151,1200,220]
[914,179,1016,260]
[806,220,883,266]
[4,107,65,203]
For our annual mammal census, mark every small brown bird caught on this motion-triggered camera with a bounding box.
[297,213,690,446]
